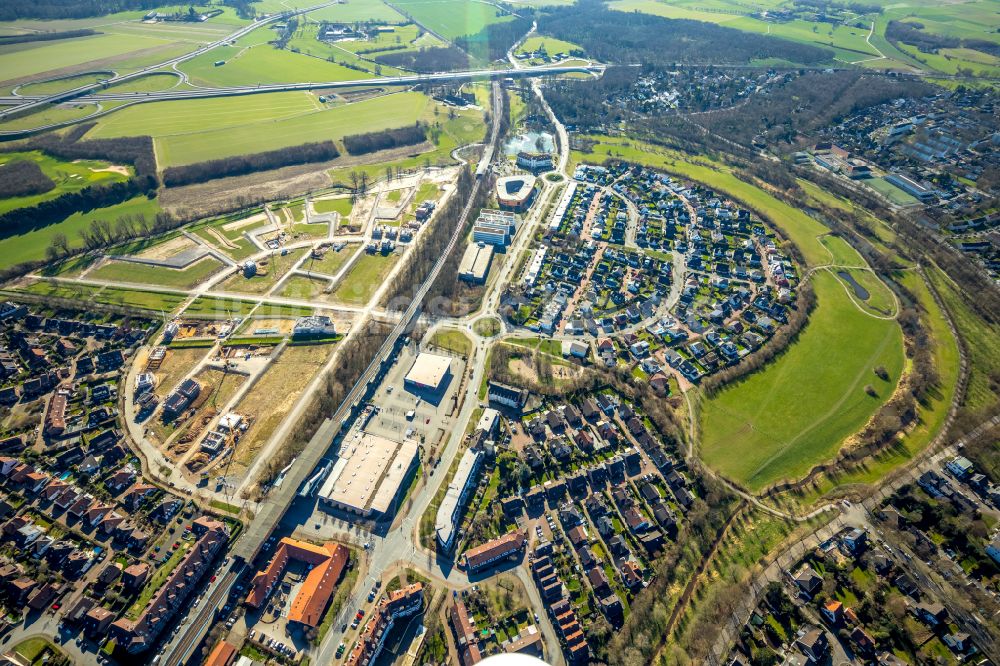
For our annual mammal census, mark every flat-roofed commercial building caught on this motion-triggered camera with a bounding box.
[472,209,519,247]
[435,447,484,552]
[318,432,419,518]
[404,352,453,392]
[459,242,494,284]
[496,175,537,212]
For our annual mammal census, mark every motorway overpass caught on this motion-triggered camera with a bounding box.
[0,64,602,139]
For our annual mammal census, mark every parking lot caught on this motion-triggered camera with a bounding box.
[363,341,465,457]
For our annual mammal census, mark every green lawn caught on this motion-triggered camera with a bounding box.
[13,638,61,665]
[279,273,330,300]
[126,542,190,619]
[430,328,472,356]
[0,32,177,83]
[928,266,1000,419]
[517,35,581,56]
[332,251,399,305]
[701,270,905,491]
[184,295,259,317]
[103,72,181,93]
[94,286,187,311]
[89,256,223,289]
[473,317,501,337]
[834,268,896,317]
[217,248,308,295]
[87,90,434,167]
[313,197,353,216]
[301,244,358,276]
[0,102,99,131]
[17,72,108,95]
[0,195,160,270]
[0,150,130,216]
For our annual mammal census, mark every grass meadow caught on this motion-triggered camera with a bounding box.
[392,0,517,41]
[86,90,433,166]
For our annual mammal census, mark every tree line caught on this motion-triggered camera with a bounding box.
[342,123,427,155]
[161,141,339,187]
[0,0,160,20]
[18,123,156,177]
[454,13,533,62]
[0,160,55,199]
[537,0,833,67]
[886,20,1000,57]
[375,46,470,72]
[0,176,155,241]
[0,28,97,44]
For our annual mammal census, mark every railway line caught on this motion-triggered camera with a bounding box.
[160,81,503,666]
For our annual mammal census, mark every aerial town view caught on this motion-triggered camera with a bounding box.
[0,0,997,664]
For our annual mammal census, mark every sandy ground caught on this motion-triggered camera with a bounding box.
[509,358,580,385]
[136,234,198,261]
[90,164,130,176]
[222,212,269,232]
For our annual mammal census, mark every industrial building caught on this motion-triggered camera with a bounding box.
[404,352,453,392]
[435,447,484,552]
[473,209,519,247]
[496,175,537,212]
[318,432,419,517]
[459,242,495,284]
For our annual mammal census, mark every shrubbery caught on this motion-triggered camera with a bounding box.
[342,123,427,156]
[162,141,339,187]
[0,160,55,199]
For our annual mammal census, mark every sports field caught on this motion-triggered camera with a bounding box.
[392,0,517,41]
[700,269,905,491]
[86,91,433,166]
[865,177,920,206]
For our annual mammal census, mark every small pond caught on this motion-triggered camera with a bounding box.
[504,131,554,156]
[837,270,870,300]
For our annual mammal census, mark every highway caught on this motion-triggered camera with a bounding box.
[159,81,504,666]
[0,1,343,122]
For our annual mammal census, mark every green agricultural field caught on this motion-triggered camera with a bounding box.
[0,150,131,216]
[88,256,224,289]
[701,270,905,491]
[16,71,109,95]
[87,90,434,166]
[255,0,405,22]
[179,43,371,87]
[313,197,353,216]
[0,195,159,270]
[0,32,178,83]
[0,102,98,131]
[392,0,517,41]
[332,251,399,305]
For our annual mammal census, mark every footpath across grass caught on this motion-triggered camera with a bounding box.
[700,270,905,491]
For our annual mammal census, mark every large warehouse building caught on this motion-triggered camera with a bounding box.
[459,242,494,284]
[318,432,419,518]
[404,352,453,392]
